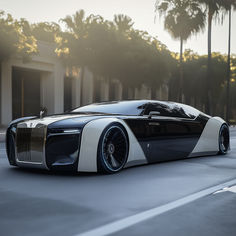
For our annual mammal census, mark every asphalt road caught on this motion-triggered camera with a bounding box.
[1,128,236,236]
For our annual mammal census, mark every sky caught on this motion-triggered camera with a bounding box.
[1,0,236,55]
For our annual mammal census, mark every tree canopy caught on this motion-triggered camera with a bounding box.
[0,11,37,62]
[55,11,172,96]
[0,8,235,122]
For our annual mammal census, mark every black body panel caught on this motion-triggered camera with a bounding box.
[124,115,208,163]
[45,115,105,171]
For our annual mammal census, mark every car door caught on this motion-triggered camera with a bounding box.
[138,102,204,163]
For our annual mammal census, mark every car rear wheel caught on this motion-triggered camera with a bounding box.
[97,123,129,174]
[219,124,230,155]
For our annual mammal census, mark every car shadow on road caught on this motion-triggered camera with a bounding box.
[8,166,99,177]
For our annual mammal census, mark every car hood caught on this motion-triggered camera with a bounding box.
[17,113,108,128]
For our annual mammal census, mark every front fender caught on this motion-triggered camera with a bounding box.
[78,118,147,172]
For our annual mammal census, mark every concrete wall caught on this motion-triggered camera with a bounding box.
[0,41,65,125]
[0,40,169,126]
[0,61,12,125]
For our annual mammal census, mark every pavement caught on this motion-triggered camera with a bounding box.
[0,128,236,236]
[0,127,6,142]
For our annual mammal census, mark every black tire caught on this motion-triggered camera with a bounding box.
[7,128,17,166]
[97,123,129,174]
[218,124,230,155]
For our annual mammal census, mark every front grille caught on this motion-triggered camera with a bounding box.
[16,128,31,161]
[16,127,46,163]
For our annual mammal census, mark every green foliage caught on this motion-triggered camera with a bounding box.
[0,11,37,62]
[155,0,205,41]
[170,50,232,116]
[31,22,61,42]
[56,10,172,91]
[155,0,206,102]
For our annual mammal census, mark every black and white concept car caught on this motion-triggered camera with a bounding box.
[6,100,230,174]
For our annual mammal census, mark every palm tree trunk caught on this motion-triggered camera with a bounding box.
[226,7,231,124]
[151,86,156,100]
[179,37,183,103]
[122,84,128,100]
[93,75,99,102]
[206,7,213,115]
[108,78,113,101]
[80,66,85,106]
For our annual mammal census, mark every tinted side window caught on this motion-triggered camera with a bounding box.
[144,103,197,119]
[144,103,172,116]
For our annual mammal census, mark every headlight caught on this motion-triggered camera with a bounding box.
[48,128,81,136]
[62,129,81,134]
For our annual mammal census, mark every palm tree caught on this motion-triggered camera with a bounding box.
[114,14,134,35]
[113,14,134,99]
[31,22,60,43]
[222,0,236,123]
[197,0,230,114]
[155,0,205,102]
[59,10,89,105]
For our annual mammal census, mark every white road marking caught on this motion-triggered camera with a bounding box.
[76,178,236,236]
[214,185,236,194]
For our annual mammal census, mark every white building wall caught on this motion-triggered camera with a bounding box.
[115,81,122,100]
[0,41,65,125]
[1,60,12,125]
[134,84,151,100]
[71,74,81,109]
[40,72,54,114]
[82,68,94,105]
[100,79,109,101]
[53,62,65,113]
[0,40,170,126]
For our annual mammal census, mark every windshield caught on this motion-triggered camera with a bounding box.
[72,101,147,116]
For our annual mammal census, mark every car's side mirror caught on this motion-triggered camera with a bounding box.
[148,111,160,119]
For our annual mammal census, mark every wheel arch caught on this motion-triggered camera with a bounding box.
[77,117,147,172]
[218,122,230,154]
[189,116,228,157]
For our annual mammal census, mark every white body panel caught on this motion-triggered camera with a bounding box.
[189,117,225,157]
[78,118,147,172]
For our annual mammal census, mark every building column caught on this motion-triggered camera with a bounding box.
[115,81,122,100]
[128,88,135,99]
[40,71,54,114]
[1,61,12,125]
[100,79,109,101]
[72,75,81,108]
[82,68,94,105]
[139,84,151,99]
[134,87,140,99]
[53,63,65,113]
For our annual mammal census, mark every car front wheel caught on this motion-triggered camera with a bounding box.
[97,123,129,174]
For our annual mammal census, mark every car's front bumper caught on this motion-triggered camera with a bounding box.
[6,123,81,172]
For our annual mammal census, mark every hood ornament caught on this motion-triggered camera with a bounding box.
[40,110,45,120]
